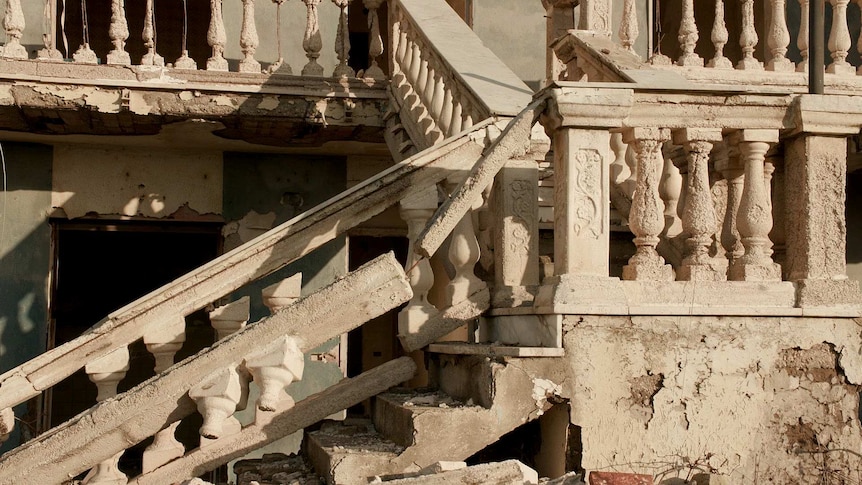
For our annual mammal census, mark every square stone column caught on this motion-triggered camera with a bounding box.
[786,95,862,308]
[534,87,633,312]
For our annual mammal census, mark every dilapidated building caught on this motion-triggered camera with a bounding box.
[0,0,860,484]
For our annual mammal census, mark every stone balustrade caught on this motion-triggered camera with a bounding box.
[389,0,532,149]
[0,0,386,79]
[535,83,862,316]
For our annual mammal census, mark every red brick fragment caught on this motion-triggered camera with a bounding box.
[589,471,654,485]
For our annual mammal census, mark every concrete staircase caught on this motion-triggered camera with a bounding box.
[306,352,565,485]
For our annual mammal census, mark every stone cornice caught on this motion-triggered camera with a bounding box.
[790,94,862,136]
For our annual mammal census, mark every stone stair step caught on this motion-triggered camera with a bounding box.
[306,419,404,485]
[373,389,482,448]
[427,342,565,358]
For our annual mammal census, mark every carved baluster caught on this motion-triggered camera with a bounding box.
[391,11,410,90]
[83,347,130,485]
[446,177,488,303]
[73,0,98,64]
[106,0,130,64]
[268,0,292,74]
[716,140,745,267]
[422,60,437,116]
[674,129,725,281]
[364,0,386,79]
[238,0,261,73]
[0,408,13,445]
[206,0,228,70]
[461,96,474,130]
[737,0,763,70]
[2,0,26,59]
[610,133,631,187]
[619,0,639,56]
[262,274,303,313]
[728,130,781,281]
[828,0,853,74]
[708,0,732,68]
[767,153,787,270]
[189,366,243,442]
[439,83,454,137]
[302,0,324,76]
[140,0,164,66]
[660,146,684,240]
[798,0,810,72]
[677,0,702,66]
[398,187,438,335]
[449,82,464,135]
[141,316,187,472]
[424,67,445,144]
[244,335,304,422]
[332,0,354,77]
[210,297,250,340]
[766,0,792,71]
[622,128,674,281]
[37,0,62,60]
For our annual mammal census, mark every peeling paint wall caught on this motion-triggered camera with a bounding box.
[0,142,52,452]
[52,145,222,219]
[562,315,862,483]
[222,151,348,466]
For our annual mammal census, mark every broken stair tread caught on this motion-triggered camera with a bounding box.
[307,419,404,455]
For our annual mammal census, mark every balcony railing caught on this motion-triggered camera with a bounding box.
[0,0,387,80]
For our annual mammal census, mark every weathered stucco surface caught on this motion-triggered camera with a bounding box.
[562,315,862,483]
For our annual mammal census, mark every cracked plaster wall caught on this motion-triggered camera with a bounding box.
[562,314,862,483]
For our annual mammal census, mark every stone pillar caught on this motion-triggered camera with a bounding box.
[493,158,540,308]
[534,88,632,311]
[542,0,576,85]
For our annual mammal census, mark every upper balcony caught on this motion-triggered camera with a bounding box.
[0,0,392,146]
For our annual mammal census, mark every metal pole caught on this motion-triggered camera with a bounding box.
[810,0,825,94]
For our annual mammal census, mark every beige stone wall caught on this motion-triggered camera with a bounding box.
[51,144,223,220]
[562,314,862,483]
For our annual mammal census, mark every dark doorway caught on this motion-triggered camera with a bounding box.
[346,235,408,416]
[46,219,221,477]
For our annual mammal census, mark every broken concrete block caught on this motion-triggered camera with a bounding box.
[418,461,467,475]
[588,471,653,485]
[543,472,586,484]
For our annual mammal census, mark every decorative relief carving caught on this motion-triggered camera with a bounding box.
[571,149,602,239]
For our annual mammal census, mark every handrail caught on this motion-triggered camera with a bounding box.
[393,0,533,119]
[0,120,491,413]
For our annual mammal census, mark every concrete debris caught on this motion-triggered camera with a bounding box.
[235,453,322,485]
[539,472,586,484]
[376,459,538,484]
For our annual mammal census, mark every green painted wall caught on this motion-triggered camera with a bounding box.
[222,151,348,466]
[0,142,52,452]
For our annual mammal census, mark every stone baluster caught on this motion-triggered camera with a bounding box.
[37,0,62,60]
[766,0,793,71]
[827,0,854,74]
[677,0,702,66]
[141,316,187,473]
[446,177,487,304]
[2,0,26,59]
[660,146,684,240]
[737,0,763,70]
[763,150,778,261]
[83,347,130,485]
[425,68,446,144]
[405,38,423,104]
[391,12,410,90]
[0,408,13,445]
[189,366,243,442]
[106,0,130,65]
[140,0,164,66]
[73,0,99,64]
[461,96,475,131]
[332,0,355,77]
[245,336,304,418]
[302,0,324,76]
[728,129,781,281]
[610,133,631,187]
[674,129,725,281]
[768,153,787,270]
[708,0,732,68]
[238,0,261,73]
[268,0,292,74]
[262,274,303,313]
[449,83,464,135]
[619,0,638,56]
[364,0,386,79]
[622,128,674,281]
[210,297,250,340]
[716,140,745,267]
[206,0,228,71]
[398,187,438,335]
[798,0,810,72]
[422,60,438,117]
[438,83,455,137]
